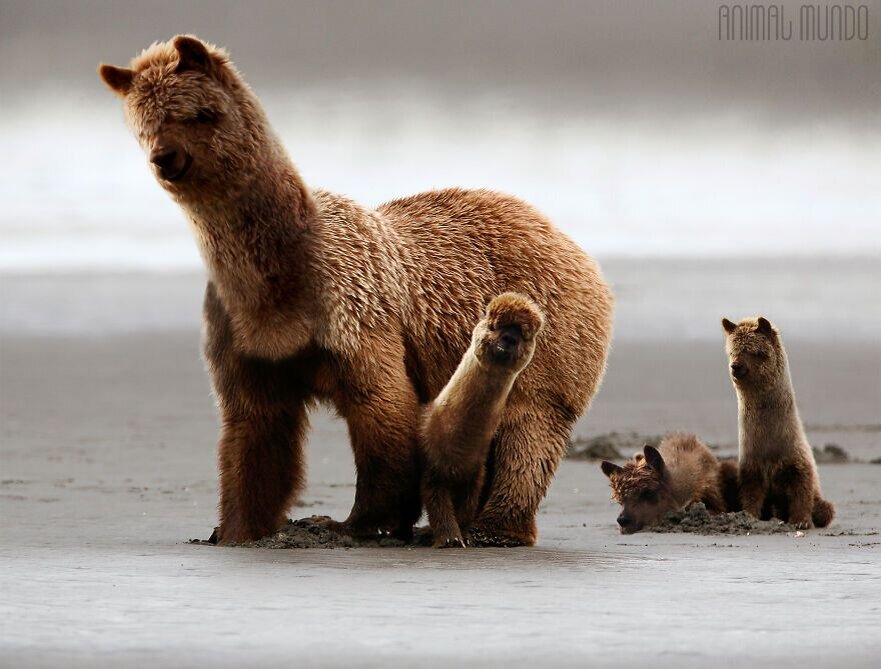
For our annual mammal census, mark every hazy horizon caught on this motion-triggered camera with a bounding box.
[1,1,879,270]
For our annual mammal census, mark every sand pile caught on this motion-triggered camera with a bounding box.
[567,432,660,460]
[567,432,735,461]
[650,503,800,535]
[192,516,434,549]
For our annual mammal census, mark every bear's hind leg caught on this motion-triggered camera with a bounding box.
[471,405,570,547]
[700,485,728,515]
[775,463,815,529]
[812,494,835,528]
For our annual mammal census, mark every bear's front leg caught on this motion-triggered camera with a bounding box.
[203,282,310,545]
[338,343,422,539]
[216,404,308,544]
[471,405,571,547]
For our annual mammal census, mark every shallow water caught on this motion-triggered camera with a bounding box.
[2,88,880,272]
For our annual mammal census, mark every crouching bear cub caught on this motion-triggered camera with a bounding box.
[722,316,834,529]
[422,293,544,548]
[601,433,739,534]
[99,35,614,546]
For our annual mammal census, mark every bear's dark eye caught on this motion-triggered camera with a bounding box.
[191,109,218,124]
[751,350,768,360]
[640,490,658,504]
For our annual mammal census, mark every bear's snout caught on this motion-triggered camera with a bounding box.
[150,144,192,182]
[731,362,748,380]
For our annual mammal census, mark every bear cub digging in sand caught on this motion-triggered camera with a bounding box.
[601,433,739,534]
[98,36,613,546]
[722,317,834,529]
[422,293,544,548]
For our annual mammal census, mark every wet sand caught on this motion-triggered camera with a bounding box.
[2,325,879,668]
[2,259,881,668]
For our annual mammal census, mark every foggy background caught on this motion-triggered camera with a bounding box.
[1,0,879,272]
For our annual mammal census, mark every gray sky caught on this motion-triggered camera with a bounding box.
[2,0,879,122]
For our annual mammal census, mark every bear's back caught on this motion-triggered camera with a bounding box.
[378,188,613,414]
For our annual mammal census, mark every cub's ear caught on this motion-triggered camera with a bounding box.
[174,35,214,73]
[756,316,776,337]
[98,64,134,96]
[600,461,623,478]
[721,317,737,334]
[643,445,665,473]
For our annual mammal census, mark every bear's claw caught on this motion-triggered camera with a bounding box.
[433,535,466,549]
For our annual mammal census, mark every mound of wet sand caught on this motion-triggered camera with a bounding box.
[812,444,850,463]
[567,432,734,461]
[192,516,435,549]
[650,503,799,535]
[567,432,662,460]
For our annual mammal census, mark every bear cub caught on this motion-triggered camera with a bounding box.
[421,293,544,548]
[722,316,834,528]
[601,433,739,534]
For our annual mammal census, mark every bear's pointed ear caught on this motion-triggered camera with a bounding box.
[98,64,134,96]
[643,445,665,473]
[756,316,776,337]
[174,35,214,74]
[601,461,623,479]
[721,317,737,334]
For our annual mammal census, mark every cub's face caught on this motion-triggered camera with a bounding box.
[601,447,677,534]
[99,36,251,198]
[474,321,537,372]
[721,316,784,389]
[473,293,544,373]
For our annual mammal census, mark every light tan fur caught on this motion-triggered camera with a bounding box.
[421,293,544,548]
[722,316,834,528]
[601,434,735,533]
[99,36,614,546]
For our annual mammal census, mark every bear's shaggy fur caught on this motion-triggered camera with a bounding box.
[421,293,544,548]
[601,433,738,534]
[99,36,614,546]
[722,316,834,529]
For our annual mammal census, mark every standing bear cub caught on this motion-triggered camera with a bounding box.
[422,293,544,548]
[722,316,834,529]
[99,36,614,546]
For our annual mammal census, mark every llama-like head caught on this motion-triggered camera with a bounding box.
[721,316,786,390]
[601,445,678,534]
[473,292,545,372]
[99,35,265,201]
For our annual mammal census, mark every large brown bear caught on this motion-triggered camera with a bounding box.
[99,35,614,546]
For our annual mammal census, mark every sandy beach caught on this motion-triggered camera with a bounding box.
[1,263,879,667]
